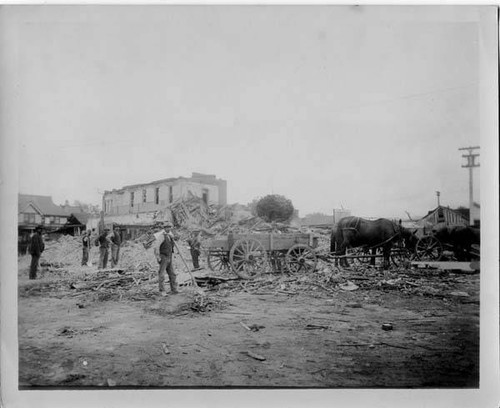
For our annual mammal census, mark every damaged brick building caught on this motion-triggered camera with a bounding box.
[91,173,228,238]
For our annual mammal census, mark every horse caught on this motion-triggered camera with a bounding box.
[431,225,480,261]
[330,216,417,269]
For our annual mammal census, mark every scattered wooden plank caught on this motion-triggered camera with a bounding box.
[411,261,478,272]
[336,343,373,347]
[305,324,329,330]
[277,290,297,295]
[379,342,410,350]
[306,282,336,293]
[240,322,251,331]
[244,351,266,361]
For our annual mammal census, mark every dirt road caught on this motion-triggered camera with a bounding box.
[18,257,479,388]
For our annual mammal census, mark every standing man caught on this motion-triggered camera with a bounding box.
[153,221,178,296]
[95,227,110,269]
[29,226,45,280]
[110,225,122,268]
[81,229,92,266]
[187,231,202,270]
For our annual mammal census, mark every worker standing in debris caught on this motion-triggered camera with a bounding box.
[95,227,111,269]
[153,221,179,296]
[81,229,92,266]
[187,231,202,270]
[29,225,45,279]
[110,225,122,267]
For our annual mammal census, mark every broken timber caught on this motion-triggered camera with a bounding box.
[411,261,479,272]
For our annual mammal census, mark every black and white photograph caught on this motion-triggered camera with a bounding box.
[1,4,498,408]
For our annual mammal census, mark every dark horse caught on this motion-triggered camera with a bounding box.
[432,224,480,261]
[330,216,417,269]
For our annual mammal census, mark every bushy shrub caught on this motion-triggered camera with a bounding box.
[255,195,294,223]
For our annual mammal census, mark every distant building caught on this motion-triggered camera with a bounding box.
[18,194,71,254]
[301,213,333,227]
[102,172,227,217]
[18,194,70,230]
[453,203,480,227]
[95,173,228,235]
[418,205,471,230]
[300,209,351,228]
[333,208,351,225]
[57,213,90,236]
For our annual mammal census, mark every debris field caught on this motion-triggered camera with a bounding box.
[18,229,479,388]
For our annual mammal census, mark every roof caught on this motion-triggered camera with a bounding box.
[418,206,468,226]
[18,194,69,217]
[106,173,226,194]
[68,213,90,225]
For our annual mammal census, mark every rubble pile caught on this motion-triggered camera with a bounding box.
[36,233,195,276]
[170,194,219,230]
[42,235,84,266]
[68,269,157,302]
[198,258,478,302]
[168,195,306,238]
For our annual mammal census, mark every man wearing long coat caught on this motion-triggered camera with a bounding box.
[29,226,45,279]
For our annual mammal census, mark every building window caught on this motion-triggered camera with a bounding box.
[130,192,135,207]
[24,213,35,223]
[142,189,147,203]
[169,186,173,203]
[155,187,160,205]
[202,188,209,205]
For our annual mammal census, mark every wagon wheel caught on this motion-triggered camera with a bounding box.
[229,238,268,280]
[354,247,374,265]
[415,236,443,261]
[347,247,379,266]
[285,244,318,274]
[390,246,411,267]
[207,249,230,273]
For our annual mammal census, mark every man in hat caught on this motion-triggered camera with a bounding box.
[153,221,178,296]
[110,225,122,267]
[95,227,111,269]
[187,230,202,270]
[29,226,45,279]
[81,229,92,266]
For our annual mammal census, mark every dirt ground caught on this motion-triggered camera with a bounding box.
[17,255,479,389]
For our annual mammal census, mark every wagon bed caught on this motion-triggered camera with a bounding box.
[204,232,319,279]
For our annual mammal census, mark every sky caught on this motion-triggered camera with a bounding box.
[4,5,489,219]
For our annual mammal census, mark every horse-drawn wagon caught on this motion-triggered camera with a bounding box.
[413,225,480,262]
[204,231,319,279]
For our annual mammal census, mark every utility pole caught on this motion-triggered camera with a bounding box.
[436,191,441,207]
[458,146,480,226]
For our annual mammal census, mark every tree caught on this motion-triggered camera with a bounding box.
[255,194,295,223]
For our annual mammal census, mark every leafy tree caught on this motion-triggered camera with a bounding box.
[255,194,294,223]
